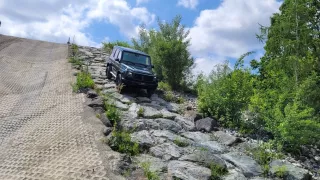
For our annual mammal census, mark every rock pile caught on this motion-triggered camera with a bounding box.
[74,46,315,180]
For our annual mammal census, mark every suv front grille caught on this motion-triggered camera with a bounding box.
[133,73,154,82]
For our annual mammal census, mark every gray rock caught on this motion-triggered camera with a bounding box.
[214,131,242,146]
[222,169,247,180]
[137,97,151,103]
[128,103,139,119]
[140,103,163,110]
[269,160,311,180]
[222,152,262,177]
[122,118,160,132]
[131,130,155,148]
[156,118,182,133]
[134,154,168,172]
[167,160,211,180]
[103,127,112,136]
[151,94,167,105]
[104,84,116,89]
[174,115,196,131]
[181,132,211,142]
[100,113,112,127]
[160,109,177,120]
[87,97,104,108]
[87,90,98,98]
[197,141,227,154]
[111,93,133,104]
[150,142,181,160]
[152,130,188,142]
[195,117,218,132]
[109,99,129,110]
[166,102,180,113]
[143,106,163,119]
[103,88,117,94]
[179,150,226,168]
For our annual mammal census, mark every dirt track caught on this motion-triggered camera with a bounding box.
[0,35,110,179]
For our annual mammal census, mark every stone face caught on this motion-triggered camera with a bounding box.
[195,117,218,132]
[109,99,129,110]
[160,109,177,120]
[100,113,112,127]
[134,154,168,172]
[214,131,242,146]
[155,118,182,133]
[150,142,181,160]
[128,103,139,119]
[174,115,196,131]
[152,130,185,142]
[111,93,133,104]
[221,152,262,177]
[103,127,112,136]
[222,169,247,180]
[269,160,311,180]
[143,106,163,119]
[179,150,226,168]
[166,102,180,113]
[131,130,155,148]
[181,132,211,142]
[87,97,104,108]
[87,90,98,98]
[197,141,227,154]
[167,160,211,180]
[136,97,151,103]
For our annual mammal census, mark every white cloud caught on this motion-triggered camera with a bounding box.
[136,0,150,5]
[188,0,281,74]
[178,0,199,9]
[193,56,226,75]
[0,0,155,46]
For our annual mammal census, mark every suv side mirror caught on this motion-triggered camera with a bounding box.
[115,58,120,62]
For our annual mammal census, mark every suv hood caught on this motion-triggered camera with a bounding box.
[122,64,154,75]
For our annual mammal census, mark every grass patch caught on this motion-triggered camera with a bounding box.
[141,162,160,180]
[250,142,284,176]
[173,137,189,147]
[209,163,228,180]
[274,165,287,178]
[72,71,95,92]
[69,57,83,66]
[109,128,140,156]
[137,107,144,118]
[105,103,121,124]
[176,96,185,104]
[158,81,171,92]
[71,43,79,56]
[163,92,175,102]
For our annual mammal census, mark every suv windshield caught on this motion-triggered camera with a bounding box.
[122,51,151,66]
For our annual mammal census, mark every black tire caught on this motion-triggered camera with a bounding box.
[116,73,123,94]
[147,89,155,97]
[106,65,112,79]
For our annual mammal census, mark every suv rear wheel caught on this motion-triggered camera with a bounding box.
[106,65,112,79]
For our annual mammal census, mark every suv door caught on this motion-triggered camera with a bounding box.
[113,50,122,73]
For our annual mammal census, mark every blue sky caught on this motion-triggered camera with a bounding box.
[0,0,282,74]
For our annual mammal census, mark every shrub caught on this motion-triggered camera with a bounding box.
[103,41,131,53]
[274,165,287,178]
[141,162,160,180]
[73,72,95,92]
[163,92,175,102]
[173,137,189,147]
[158,81,172,92]
[71,44,79,56]
[105,103,121,124]
[69,57,83,66]
[137,107,144,118]
[176,96,185,104]
[108,128,139,156]
[209,163,228,180]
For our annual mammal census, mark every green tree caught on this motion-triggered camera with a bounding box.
[103,41,131,53]
[132,15,194,90]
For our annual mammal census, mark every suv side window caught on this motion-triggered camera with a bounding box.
[111,48,117,57]
[114,49,119,59]
[117,51,122,59]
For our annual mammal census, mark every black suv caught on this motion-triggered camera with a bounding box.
[106,46,158,96]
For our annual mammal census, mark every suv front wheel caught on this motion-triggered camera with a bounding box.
[116,73,123,93]
[106,65,112,79]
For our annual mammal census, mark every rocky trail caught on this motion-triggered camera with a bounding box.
[75,45,318,180]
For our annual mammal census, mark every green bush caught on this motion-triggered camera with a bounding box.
[68,57,83,66]
[73,71,95,92]
[71,44,78,56]
[274,165,287,178]
[103,41,131,53]
[137,107,144,118]
[163,92,175,102]
[158,81,172,91]
[197,62,253,127]
[209,163,228,180]
[141,162,160,180]
[108,128,139,156]
[105,103,121,124]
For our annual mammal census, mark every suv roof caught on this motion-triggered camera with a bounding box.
[114,46,149,56]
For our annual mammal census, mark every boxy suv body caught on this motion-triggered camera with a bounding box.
[106,46,158,96]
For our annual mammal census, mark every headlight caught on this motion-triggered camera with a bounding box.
[153,76,157,81]
[127,71,133,77]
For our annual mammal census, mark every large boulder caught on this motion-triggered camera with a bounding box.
[86,89,98,98]
[108,99,129,110]
[151,130,190,143]
[222,152,262,177]
[150,142,182,160]
[100,113,112,127]
[214,131,242,146]
[174,115,196,131]
[134,154,168,172]
[160,109,178,120]
[269,160,311,180]
[166,102,180,113]
[222,169,247,180]
[179,149,227,168]
[195,117,218,132]
[122,118,160,132]
[128,103,139,119]
[181,132,211,142]
[196,141,227,154]
[142,106,163,119]
[131,130,155,148]
[136,97,151,103]
[167,160,211,180]
[155,118,182,133]
[87,96,104,108]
